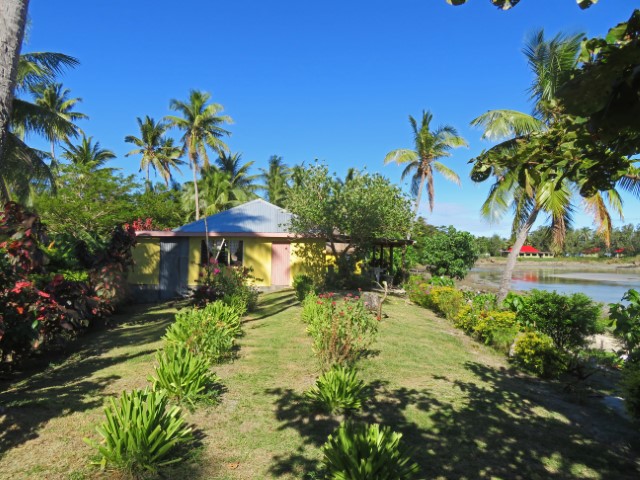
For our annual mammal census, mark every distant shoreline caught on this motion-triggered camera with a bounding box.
[475,257,640,273]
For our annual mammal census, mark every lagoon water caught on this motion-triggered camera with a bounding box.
[468,266,640,304]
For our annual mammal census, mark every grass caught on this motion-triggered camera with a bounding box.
[1,291,639,479]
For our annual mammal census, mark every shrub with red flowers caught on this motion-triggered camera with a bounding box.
[301,291,378,368]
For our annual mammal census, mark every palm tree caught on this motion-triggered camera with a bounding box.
[384,110,467,218]
[215,151,258,195]
[0,0,29,178]
[166,90,232,220]
[180,168,248,221]
[1,52,80,203]
[30,82,87,165]
[125,116,184,189]
[259,155,290,207]
[470,30,638,300]
[61,135,115,171]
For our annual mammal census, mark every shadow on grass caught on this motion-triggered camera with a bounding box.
[265,387,339,477]
[267,362,640,479]
[246,292,298,323]
[0,303,177,458]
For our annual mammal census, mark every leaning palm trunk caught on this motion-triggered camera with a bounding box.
[0,0,29,198]
[498,206,540,302]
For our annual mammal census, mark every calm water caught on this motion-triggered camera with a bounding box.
[469,267,640,304]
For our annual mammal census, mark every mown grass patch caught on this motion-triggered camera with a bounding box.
[0,291,638,479]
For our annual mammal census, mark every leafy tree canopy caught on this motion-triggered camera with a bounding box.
[419,226,480,279]
[286,164,413,266]
[556,9,640,156]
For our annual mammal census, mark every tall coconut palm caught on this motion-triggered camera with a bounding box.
[384,110,467,218]
[180,168,248,221]
[215,151,258,195]
[259,155,290,207]
[125,116,184,189]
[61,135,115,172]
[30,82,87,165]
[469,29,637,300]
[0,0,29,185]
[1,51,80,203]
[166,90,232,220]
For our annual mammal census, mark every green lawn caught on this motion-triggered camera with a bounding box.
[1,291,638,479]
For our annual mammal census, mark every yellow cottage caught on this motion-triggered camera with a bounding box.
[128,199,325,301]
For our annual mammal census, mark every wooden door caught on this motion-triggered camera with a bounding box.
[271,243,291,286]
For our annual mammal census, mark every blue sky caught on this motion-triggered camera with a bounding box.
[24,0,638,236]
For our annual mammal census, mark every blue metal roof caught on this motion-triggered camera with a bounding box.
[174,199,293,234]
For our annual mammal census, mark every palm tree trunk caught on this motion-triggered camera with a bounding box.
[190,152,200,220]
[0,0,29,170]
[498,206,540,302]
[413,169,427,221]
[146,164,150,191]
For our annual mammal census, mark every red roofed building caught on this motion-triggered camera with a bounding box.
[502,245,553,258]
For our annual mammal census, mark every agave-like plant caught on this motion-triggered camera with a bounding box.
[305,365,367,415]
[322,422,420,479]
[150,344,221,407]
[85,388,193,474]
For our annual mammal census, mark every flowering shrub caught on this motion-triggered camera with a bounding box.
[193,259,258,311]
[302,292,378,368]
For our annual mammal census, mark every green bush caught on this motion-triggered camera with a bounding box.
[293,274,318,302]
[149,345,221,407]
[405,275,432,308]
[609,289,640,356]
[305,365,367,415]
[511,331,565,378]
[516,290,601,352]
[200,301,243,338]
[322,422,420,479]
[164,305,237,364]
[302,293,378,368]
[621,361,640,419]
[473,310,517,344]
[428,275,455,287]
[85,388,192,474]
[426,286,466,320]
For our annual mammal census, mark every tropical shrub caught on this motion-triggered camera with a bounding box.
[305,365,367,415]
[302,292,378,368]
[426,286,466,320]
[322,422,420,479]
[405,275,431,308]
[164,305,237,364]
[502,291,526,313]
[511,331,565,378]
[150,345,221,407]
[193,259,258,310]
[609,289,640,356]
[473,310,517,344]
[621,361,640,419]
[427,275,455,287]
[516,290,601,352]
[293,273,318,302]
[85,388,192,474]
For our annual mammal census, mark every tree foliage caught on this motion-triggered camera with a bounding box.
[420,226,480,279]
[286,164,413,272]
[557,9,640,157]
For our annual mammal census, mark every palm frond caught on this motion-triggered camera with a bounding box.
[470,109,544,140]
[433,161,461,185]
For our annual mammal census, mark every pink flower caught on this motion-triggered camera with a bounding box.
[37,290,51,298]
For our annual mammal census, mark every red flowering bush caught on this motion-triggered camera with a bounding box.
[301,292,378,368]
